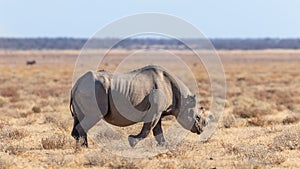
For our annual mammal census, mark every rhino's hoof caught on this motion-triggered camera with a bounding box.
[128,135,139,148]
[78,137,88,148]
[157,141,166,147]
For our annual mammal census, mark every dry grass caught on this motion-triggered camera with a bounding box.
[272,127,300,151]
[0,49,299,168]
[0,152,13,169]
[41,133,72,150]
[0,127,27,140]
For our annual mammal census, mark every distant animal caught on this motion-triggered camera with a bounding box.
[26,60,36,65]
[70,65,208,148]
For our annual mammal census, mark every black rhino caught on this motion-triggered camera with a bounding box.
[70,65,207,147]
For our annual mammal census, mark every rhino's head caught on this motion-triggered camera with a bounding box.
[190,106,207,134]
[180,95,208,135]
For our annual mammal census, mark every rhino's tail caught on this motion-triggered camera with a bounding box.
[70,92,73,117]
[70,82,79,117]
[70,87,79,117]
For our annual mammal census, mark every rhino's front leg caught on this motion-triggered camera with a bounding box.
[128,90,166,147]
[152,118,165,146]
[128,122,152,147]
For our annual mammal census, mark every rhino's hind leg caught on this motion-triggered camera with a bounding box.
[152,118,165,146]
[71,116,88,147]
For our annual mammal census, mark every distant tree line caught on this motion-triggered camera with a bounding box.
[1,38,300,50]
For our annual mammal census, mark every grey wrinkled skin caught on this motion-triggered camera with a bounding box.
[70,65,207,148]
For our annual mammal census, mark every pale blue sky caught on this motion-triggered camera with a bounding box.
[0,0,299,38]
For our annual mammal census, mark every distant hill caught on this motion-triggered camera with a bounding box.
[0,38,300,50]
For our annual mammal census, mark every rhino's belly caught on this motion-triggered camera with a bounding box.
[103,92,149,127]
[103,110,138,127]
[103,98,146,127]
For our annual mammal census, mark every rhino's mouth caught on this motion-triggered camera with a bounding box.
[195,121,203,134]
[194,114,208,135]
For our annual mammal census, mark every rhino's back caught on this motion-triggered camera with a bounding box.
[110,65,171,104]
[104,66,173,126]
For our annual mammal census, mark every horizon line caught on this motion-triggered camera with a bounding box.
[1,37,300,40]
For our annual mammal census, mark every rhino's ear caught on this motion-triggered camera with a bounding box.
[188,94,196,100]
[190,95,196,103]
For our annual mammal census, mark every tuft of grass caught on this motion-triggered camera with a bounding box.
[41,134,71,150]
[282,115,299,125]
[0,128,27,140]
[220,112,236,128]
[32,106,41,113]
[247,118,271,127]
[44,115,70,131]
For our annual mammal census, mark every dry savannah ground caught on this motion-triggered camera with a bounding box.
[0,49,299,168]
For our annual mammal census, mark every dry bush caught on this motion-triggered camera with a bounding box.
[282,115,299,125]
[247,117,275,127]
[8,102,27,109]
[19,111,33,118]
[32,88,51,99]
[84,152,110,168]
[0,140,27,155]
[0,128,27,140]
[44,115,70,131]
[0,86,20,103]
[33,87,66,99]
[32,105,41,113]
[271,128,300,151]
[44,155,67,168]
[0,87,19,98]
[84,152,138,168]
[220,111,236,128]
[4,146,17,155]
[232,97,274,119]
[4,144,24,155]
[221,142,238,155]
[246,111,300,127]
[232,144,285,165]
[0,98,6,108]
[0,121,7,130]
[255,89,298,111]
[41,134,72,150]
[222,142,285,165]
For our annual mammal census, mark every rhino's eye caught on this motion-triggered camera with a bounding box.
[196,115,200,121]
